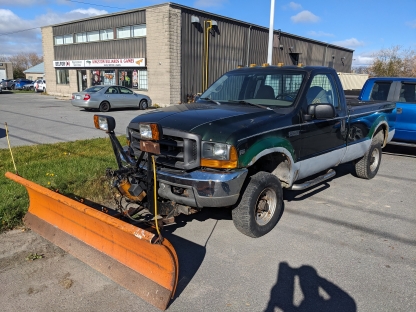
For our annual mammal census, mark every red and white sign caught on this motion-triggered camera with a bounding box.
[53,58,146,68]
[53,60,85,67]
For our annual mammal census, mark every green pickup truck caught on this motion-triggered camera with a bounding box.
[95,65,396,237]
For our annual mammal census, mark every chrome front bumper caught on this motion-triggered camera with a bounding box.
[156,168,248,208]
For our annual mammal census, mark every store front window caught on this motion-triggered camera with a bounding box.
[90,70,116,87]
[56,69,69,84]
[119,69,147,90]
[103,70,116,85]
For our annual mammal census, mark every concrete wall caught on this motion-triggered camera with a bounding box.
[25,73,44,80]
[42,26,79,96]
[146,4,181,106]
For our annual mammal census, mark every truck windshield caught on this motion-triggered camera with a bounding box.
[199,70,305,107]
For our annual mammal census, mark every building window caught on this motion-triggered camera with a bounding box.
[63,34,73,44]
[117,26,131,39]
[56,69,69,84]
[133,25,146,37]
[138,69,148,90]
[76,32,87,43]
[100,29,114,40]
[87,30,100,42]
[54,36,64,45]
[118,69,147,90]
[116,24,146,39]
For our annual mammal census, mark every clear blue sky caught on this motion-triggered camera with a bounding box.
[0,0,415,67]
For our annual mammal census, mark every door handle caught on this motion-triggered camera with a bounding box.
[397,108,402,114]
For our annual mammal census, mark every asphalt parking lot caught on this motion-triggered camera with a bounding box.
[1,93,415,311]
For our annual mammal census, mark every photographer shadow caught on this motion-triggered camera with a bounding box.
[265,262,356,312]
[0,127,6,139]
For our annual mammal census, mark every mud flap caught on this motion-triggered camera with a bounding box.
[5,172,178,310]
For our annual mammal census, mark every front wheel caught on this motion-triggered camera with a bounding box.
[232,172,283,238]
[139,99,148,110]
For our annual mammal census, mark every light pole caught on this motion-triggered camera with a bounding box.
[267,0,275,65]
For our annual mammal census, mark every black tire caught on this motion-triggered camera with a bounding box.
[139,99,148,110]
[355,136,382,180]
[232,171,283,238]
[43,88,46,93]
[99,101,111,112]
[11,85,15,90]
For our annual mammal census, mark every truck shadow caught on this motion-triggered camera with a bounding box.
[383,144,416,157]
[265,262,356,312]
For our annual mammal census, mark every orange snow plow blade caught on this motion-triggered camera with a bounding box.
[5,172,178,310]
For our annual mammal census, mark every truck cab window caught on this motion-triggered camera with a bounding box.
[399,84,416,103]
[306,74,339,108]
[370,81,391,101]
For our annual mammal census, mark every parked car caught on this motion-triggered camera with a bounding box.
[359,77,416,146]
[14,79,33,90]
[71,85,151,112]
[22,82,35,91]
[34,79,46,93]
[1,79,14,90]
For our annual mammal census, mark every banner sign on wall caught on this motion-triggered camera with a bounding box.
[53,58,145,68]
[53,60,85,67]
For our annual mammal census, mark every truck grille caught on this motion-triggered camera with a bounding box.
[129,127,201,170]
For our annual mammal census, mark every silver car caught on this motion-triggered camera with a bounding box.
[71,85,151,112]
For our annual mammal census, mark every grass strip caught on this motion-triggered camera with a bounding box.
[0,136,126,232]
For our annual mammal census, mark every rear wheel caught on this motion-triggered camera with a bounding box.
[99,101,111,112]
[232,172,283,238]
[139,99,148,110]
[355,132,383,179]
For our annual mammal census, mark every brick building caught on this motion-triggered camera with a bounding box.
[42,2,353,106]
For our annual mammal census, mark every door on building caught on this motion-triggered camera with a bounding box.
[77,70,87,91]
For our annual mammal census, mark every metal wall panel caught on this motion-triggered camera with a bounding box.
[54,38,147,60]
[181,9,249,101]
[53,11,146,35]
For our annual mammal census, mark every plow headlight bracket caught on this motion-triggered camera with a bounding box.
[94,115,116,132]
[139,123,162,140]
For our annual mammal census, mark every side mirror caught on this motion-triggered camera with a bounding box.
[307,103,336,120]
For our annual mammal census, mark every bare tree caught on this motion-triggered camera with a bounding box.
[352,66,370,75]
[368,45,416,77]
[6,52,43,78]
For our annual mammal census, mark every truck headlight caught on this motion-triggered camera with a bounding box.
[94,115,115,132]
[139,123,162,140]
[201,142,238,169]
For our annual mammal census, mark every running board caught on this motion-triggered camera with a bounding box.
[290,169,336,191]
[388,141,416,148]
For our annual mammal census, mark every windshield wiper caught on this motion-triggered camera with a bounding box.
[199,97,221,105]
[227,100,272,110]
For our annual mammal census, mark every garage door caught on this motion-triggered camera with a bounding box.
[0,69,6,80]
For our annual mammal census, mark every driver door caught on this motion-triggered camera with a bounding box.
[297,73,347,179]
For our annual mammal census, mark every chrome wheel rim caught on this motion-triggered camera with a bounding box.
[370,148,380,172]
[255,187,277,226]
